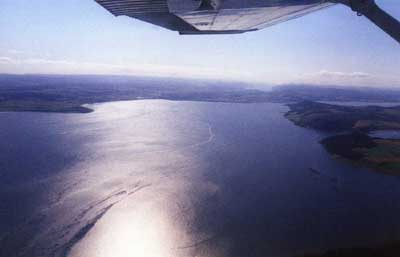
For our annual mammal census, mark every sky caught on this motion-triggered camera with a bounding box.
[0,0,399,87]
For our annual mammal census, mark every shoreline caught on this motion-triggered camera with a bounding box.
[0,98,282,114]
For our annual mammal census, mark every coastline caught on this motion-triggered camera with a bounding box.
[285,101,400,174]
[0,102,94,114]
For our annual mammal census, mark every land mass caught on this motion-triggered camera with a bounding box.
[0,74,274,113]
[286,101,400,174]
[0,100,93,113]
[321,132,400,174]
[285,101,400,132]
[2,74,400,113]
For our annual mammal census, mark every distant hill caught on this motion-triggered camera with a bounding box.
[1,74,400,113]
[0,74,271,113]
[271,84,400,103]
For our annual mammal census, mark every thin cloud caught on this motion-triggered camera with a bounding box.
[297,70,400,87]
[317,70,371,79]
[23,58,77,66]
[0,56,245,81]
[0,56,15,64]
[7,49,26,55]
[1,57,399,88]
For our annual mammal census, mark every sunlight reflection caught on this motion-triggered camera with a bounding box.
[68,191,188,257]
[66,100,199,257]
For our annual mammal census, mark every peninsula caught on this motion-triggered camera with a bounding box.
[286,101,400,174]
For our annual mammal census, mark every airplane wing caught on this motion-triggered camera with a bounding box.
[94,0,334,34]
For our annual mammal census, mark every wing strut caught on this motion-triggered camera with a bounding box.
[335,0,400,44]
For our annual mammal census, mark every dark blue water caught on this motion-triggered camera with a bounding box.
[370,130,400,139]
[1,100,400,257]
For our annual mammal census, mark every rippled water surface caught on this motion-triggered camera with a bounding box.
[1,100,400,257]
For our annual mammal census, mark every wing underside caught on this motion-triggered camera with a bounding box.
[94,0,334,34]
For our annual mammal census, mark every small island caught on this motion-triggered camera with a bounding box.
[286,101,400,174]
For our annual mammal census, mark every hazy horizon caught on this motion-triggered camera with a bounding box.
[2,73,400,90]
